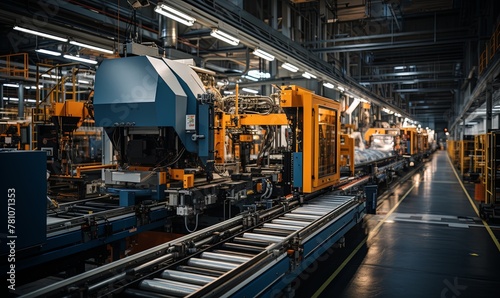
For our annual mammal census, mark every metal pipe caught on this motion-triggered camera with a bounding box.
[271,219,309,227]
[242,233,285,242]
[160,270,216,285]
[187,258,239,271]
[138,279,199,296]
[232,237,270,246]
[87,272,126,292]
[159,15,176,49]
[291,208,329,215]
[283,213,320,220]
[211,250,255,257]
[263,223,302,231]
[221,243,265,253]
[176,265,225,277]
[131,254,174,274]
[18,83,24,119]
[201,252,251,264]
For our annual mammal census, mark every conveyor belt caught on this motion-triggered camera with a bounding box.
[20,194,364,298]
[122,195,359,298]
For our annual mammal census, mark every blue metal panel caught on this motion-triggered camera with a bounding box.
[93,56,215,165]
[0,151,47,254]
[16,208,171,270]
[93,56,187,128]
[197,104,212,163]
[293,152,303,187]
[230,255,290,297]
[119,191,136,206]
[302,206,358,256]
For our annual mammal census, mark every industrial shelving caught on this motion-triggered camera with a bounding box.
[459,138,475,179]
[486,131,500,204]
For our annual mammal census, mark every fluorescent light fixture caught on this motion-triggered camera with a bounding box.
[210,29,239,46]
[154,3,196,26]
[79,80,91,84]
[323,82,334,89]
[242,75,258,82]
[41,74,61,79]
[281,62,299,72]
[223,91,234,95]
[394,66,406,70]
[3,97,36,103]
[465,122,478,125]
[247,70,271,79]
[241,88,258,94]
[337,86,345,92]
[25,85,43,89]
[394,113,401,117]
[13,26,68,42]
[302,72,317,79]
[35,49,61,56]
[216,81,225,87]
[252,49,275,61]
[63,54,98,65]
[3,84,19,88]
[70,41,114,54]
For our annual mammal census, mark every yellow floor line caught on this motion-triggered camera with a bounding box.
[446,154,500,252]
[312,181,417,298]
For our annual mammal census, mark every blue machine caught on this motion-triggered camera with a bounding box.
[93,56,211,163]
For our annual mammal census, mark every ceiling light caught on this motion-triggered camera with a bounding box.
[25,85,43,89]
[281,63,299,72]
[41,74,61,79]
[241,88,259,94]
[154,3,196,26]
[210,29,239,46]
[3,84,19,88]
[35,49,61,56]
[242,75,259,82]
[224,91,234,95]
[70,41,114,54]
[247,70,271,79]
[13,26,68,42]
[323,82,334,89]
[78,79,91,84]
[394,66,406,70]
[302,72,317,79]
[216,81,225,87]
[3,97,36,103]
[252,49,275,61]
[63,54,98,65]
[337,86,345,92]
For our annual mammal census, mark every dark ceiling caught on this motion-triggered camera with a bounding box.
[1,0,499,130]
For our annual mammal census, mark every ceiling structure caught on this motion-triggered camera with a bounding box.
[1,0,499,132]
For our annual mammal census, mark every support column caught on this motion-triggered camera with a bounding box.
[486,82,492,132]
[18,83,24,120]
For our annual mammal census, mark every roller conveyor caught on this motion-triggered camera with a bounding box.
[121,195,364,298]
[22,194,365,298]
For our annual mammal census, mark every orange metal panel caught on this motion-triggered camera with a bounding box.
[183,174,194,188]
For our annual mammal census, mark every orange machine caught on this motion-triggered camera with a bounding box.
[281,85,341,193]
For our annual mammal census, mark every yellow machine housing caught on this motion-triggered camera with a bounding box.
[281,85,341,193]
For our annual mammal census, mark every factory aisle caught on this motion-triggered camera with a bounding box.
[313,151,500,298]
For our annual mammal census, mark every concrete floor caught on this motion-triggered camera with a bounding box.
[295,150,500,298]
